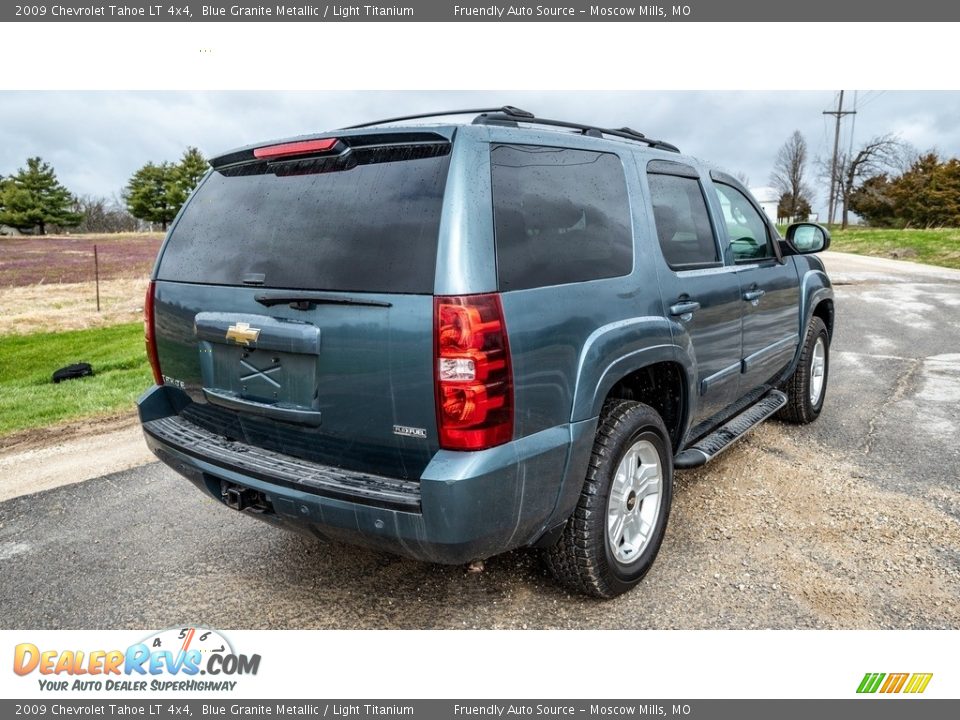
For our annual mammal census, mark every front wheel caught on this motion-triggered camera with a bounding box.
[545,400,673,598]
[778,316,829,424]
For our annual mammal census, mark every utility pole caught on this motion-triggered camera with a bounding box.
[823,90,857,225]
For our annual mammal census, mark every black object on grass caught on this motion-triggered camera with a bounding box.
[52,363,94,383]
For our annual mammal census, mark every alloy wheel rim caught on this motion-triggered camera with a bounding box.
[607,439,663,565]
[810,337,826,405]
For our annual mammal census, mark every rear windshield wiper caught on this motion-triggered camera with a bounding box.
[254,292,392,310]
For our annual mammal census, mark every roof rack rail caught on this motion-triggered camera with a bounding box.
[473,111,680,153]
[340,106,679,153]
[342,106,534,130]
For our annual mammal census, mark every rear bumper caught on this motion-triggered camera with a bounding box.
[138,385,595,564]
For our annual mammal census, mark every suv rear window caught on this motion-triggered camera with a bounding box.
[491,144,633,291]
[156,145,452,293]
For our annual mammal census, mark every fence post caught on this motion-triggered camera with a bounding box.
[94,244,100,312]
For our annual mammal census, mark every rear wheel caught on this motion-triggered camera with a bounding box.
[545,400,673,598]
[778,316,829,424]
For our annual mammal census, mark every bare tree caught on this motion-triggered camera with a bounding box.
[890,141,921,175]
[770,130,812,221]
[71,195,139,233]
[824,134,903,228]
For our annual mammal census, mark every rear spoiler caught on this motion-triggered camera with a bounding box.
[210,131,452,171]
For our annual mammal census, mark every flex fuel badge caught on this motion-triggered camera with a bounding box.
[13,627,261,692]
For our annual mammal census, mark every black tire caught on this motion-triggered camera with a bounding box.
[545,400,673,599]
[778,316,829,424]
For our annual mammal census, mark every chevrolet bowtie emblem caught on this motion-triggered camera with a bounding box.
[225,322,261,346]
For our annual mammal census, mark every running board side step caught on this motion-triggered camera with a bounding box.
[674,390,787,469]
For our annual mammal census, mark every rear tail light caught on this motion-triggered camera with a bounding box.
[434,293,513,450]
[144,281,163,386]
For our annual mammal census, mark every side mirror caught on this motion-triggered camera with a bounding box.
[785,222,831,254]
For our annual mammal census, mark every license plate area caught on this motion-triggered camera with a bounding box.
[202,343,319,408]
[195,312,321,413]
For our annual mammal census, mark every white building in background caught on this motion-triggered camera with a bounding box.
[749,186,780,222]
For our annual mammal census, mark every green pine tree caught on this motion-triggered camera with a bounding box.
[125,148,207,230]
[170,146,208,207]
[848,174,897,227]
[0,157,83,235]
[124,161,179,230]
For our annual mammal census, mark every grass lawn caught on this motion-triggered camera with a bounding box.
[0,322,151,437]
[827,227,960,270]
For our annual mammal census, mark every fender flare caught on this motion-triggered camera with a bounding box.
[569,316,694,423]
[788,269,834,376]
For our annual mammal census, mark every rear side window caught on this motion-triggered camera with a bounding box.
[647,172,719,269]
[491,144,633,291]
[156,146,452,293]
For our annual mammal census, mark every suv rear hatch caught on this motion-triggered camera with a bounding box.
[149,131,454,480]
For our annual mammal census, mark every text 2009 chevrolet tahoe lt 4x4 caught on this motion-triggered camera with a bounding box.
[139,107,834,597]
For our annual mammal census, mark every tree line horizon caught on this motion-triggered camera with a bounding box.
[1,135,958,235]
[767,129,959,229]
[0,147,206,235]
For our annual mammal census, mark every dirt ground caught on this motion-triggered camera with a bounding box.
[0,233,162,288]
[0,412,152,502]
[0,232,160,334]
[0,276,149,335]
[662,422,960,629]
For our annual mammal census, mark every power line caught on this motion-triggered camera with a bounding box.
[824,90,857,225]
[847,90,858,158]
[857,90,887,110]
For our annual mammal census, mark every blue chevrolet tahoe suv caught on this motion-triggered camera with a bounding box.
[138,107,834,597]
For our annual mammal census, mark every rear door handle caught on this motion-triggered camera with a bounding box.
[669,301,701,317]
[743,289,766,302]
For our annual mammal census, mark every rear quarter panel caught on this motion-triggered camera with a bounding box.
[473,129,682,436]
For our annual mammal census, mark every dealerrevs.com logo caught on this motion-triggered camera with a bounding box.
[13,627,261,692]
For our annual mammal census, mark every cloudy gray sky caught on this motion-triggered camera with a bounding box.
[2,90,959,216]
